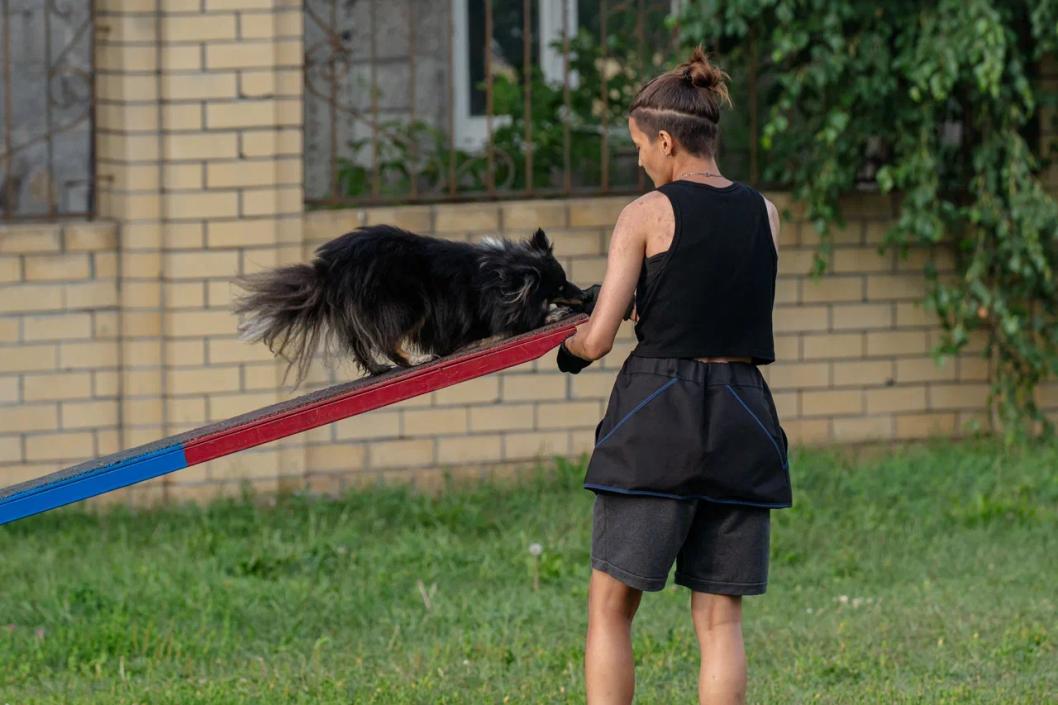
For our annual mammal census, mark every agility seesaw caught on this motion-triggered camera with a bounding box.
[0,311,589,526]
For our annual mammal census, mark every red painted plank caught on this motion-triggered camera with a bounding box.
[184,315,585,466]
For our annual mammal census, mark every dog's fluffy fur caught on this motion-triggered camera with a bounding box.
[232,225,586,387]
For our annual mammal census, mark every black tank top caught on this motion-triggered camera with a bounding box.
[631,179,777,364]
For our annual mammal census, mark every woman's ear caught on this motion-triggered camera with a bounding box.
[658,129,674,156]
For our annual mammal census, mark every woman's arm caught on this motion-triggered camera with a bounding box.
[563,192,665,360]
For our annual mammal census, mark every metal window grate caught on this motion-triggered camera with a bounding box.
[0,0,95,221]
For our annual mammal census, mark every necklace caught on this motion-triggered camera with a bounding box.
[677,169,724,180]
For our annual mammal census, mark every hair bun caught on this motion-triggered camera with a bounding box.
[678,45,732,107]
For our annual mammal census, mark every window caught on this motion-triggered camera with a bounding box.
[452,0,577,150]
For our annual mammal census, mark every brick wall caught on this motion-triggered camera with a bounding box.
[0,222,120,487]
[0,12,1055,512]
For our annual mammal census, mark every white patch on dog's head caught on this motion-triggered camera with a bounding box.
[480,236,506,250]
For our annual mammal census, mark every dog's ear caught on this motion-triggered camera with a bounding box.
[529,228,552,253]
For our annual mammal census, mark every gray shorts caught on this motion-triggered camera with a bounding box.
[590,492,770,594]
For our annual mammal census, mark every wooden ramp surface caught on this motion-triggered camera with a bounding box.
[0,312,587,526]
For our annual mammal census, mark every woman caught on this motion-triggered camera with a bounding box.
[558,46,791,705]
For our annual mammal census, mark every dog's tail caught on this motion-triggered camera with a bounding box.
[232,263,328,388]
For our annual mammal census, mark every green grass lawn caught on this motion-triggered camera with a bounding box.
[1,435,1056,704]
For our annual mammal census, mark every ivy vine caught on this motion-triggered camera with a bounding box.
[676,0,1058,445]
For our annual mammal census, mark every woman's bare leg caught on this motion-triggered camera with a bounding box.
[691,592,746,705]
[585,567,643,704]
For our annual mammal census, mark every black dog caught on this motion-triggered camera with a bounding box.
[232,225,590,387]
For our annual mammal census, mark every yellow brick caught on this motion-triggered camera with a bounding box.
[163,14,237,42]
[929,384,991,410]
[894,301,937,327]
[166,310,240,337]
[24,431,94,462]
[500,374,565,401]
[832,360,894,387]
[206,42,276,70]
[432,376,500,405]
[437,434,503,464]
[0,376,17,403]
[97,73,159,103]
[466,404,533,432]
[94,310,119,338]
[164,250,240,279]
[775,248,827,276]
[94,252,118,279]
[369,438,435,468]
[239,70,276,97]
[866,330,929,356]
[894,412,957,439]
[0,283,63,311]
[501,200,568,230]
[60,400,120,430]
[63,223,118,253]
[168,395,207,425]
[206,0,277,10]
[59,341,117,370]
[958,356,989,382]
[165,339,206,367]
[207,391,279,421]
[22,370,92,398]
[545,228,604,256]
[124,339,163,367]
[866,385,927,414]
[94,370,119,397]
[0,344,58,373]
[568,197,627,227]
[160,44,202,71]
[535,401,600,430]
[0,256,19,282]
[434,204,501,233]
[164,222,205,250]
[773,305,829,333]
[104,12,156,42]
[207,450,280,481]
[207,337,277,364]
[570,371,616,399]
[0,225,61,254]
[164,163,204,190]
[866,273,928,300]
[503,431,569,459]
[206,219,276,247]
[241,361,279,390]
[569,257,607,284]
[23,253,90,282]
[831,303,893,330]
[165,192,238,220]
[206,99,279,129]
[0,405,58,433]
[832,415,892,442]
[801,275,864,303]
[0,435,21,463]
[207,160,278,188]
[164,133,240,161]
[167,366,242,394]
[162,103,204,131]
[63,282,119,309]
[275,68,301,96]
[306,443,368,472]
[121,311,162,337]
[802,333,864,360]
[23,313,93,341]
[765,362,829,389]
[0,318,18,342]
[802,389,863,416]
[333,410,401,441]
[403,407,469,435]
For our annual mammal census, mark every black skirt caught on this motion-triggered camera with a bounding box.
[585,354,792,508]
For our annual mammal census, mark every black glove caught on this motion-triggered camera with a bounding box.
[556,340,593,374]
[574,283,635,320]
